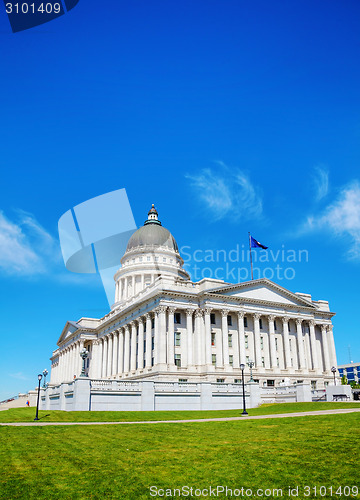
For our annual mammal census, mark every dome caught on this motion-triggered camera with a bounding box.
[125,205,179,253]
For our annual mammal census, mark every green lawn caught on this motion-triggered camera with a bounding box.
[0,402,359,423]
[0,413,359,499]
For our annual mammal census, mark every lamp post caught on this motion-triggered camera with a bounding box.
[240,363,248,416]
[42,369,48,388]
[80,348,89,377]
[331,366,337,386]
[247,359,255,382]
[34,374,42,421]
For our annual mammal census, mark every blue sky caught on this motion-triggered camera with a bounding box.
[0,0,360,400]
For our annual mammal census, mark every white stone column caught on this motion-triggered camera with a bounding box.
[102,337,108,378]
[91,340,100,378]
[107,334,113,377]
[112,331,119,375]
[124,326,130,373]
[296,319,306,370]
[237,312,246,366]
[138,318,144,370]
[321,324,331,372]
[130,322,137,372]
[124,277,128,299]
[268,315,277,369]
[186,309,194,367]
[145,313,152,368]
[167,307,176,367]
[158,306,167,367]
[76,341,83,377]
[253,313,262,368]
[327,325,337,368]
[309,319,319,371]
[195,309,203,366]
[282,317,291,369]
[65,348,70,381]
[118,329,124,374]
[141,274,145,290]
[204,308,212,367]
[221,310,230,368]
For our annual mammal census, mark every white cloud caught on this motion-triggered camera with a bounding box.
[9,372,30,381]
[0,210,57,275]
[313,165,329,201]
[186,162,263,221]
[301,180,360,260]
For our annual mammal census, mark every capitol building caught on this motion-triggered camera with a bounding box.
[49,204,337,394]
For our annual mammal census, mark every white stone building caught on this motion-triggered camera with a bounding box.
[50,205,338,390]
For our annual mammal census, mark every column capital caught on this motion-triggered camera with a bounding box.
[282,316,289,324]
[93,339,101,346]
[327,324,333,333]
[237,311,245,319]
[186,309,194,317]
[155,305,167,314]
[308,318,315,327]
[253,312,261,320]
[129,320,136,328]
[295,318,303,326]
[195,309,203,318]
[320,324,327,333]
[168,306,176,314]
[137,316,145,324]
[268,314,276,321]
[124,324,130,332]
[203,307,212,315]
[144,312,152,320]
[221,309,230,317]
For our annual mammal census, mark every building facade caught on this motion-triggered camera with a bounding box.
[50,205,338,390]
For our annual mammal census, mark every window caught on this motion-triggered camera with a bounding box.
[275,338,278,351]
[212,354,216,365]
[151,337,154,350]
[244,316,248,328]
[261,357,265,367]
[311,380,317,390]
[151,357,154,366]
[147,256,150,261]
[228,334,233,347]
[144,323,146,333]
[245,335,249,349]
[289,339,292,351]
[210,313,216,325]
[155,256,159,261]
[132,258,135,263]
[277,357,280,368]
[324,381,329,387]
[151,318,155,329]
[274,320,277,331]
[260,336,264,349]
[267,379,275,387]
[139,257,143,262]
[175,354,181,367]
[229,355,233,366]
[179,379,188,383]
[216,378,225,383]
[211,332,216,346]
[291,358,294,367]
[174,312,181,324]
[143,340,146,353]
[163,257,166,262]
[259,318,263,330]
[227,315,232,326]
[246,355,250,364]
[234,379,242,384]
[175,332,181,346]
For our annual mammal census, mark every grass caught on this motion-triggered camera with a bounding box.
[0,401,359,423]
[0,413,359,499]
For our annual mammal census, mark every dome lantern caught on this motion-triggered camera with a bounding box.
[144,204,161,226]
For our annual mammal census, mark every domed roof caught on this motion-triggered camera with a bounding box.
[125,205,179,253]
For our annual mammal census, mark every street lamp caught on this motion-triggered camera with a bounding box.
[240,363,248,416]
[247,359,255,382]
[80,348,89,377]
[331,366,337,386]
[42,369,48,388]
[34,373,42,421]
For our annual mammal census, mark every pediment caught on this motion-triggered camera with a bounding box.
[205,279,316,308]
[58,321,79,345]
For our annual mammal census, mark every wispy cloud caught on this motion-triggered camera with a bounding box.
[186,162,263,221]
[0,210,59,276]
[9,372,30,381]
[313,165,329,201]
[301,180,360,260]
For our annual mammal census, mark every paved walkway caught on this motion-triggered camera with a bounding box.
[1,408,359,426]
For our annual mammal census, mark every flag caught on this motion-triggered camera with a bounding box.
[250,236,268,249]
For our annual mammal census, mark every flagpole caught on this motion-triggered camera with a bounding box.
[248,232,254,280]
